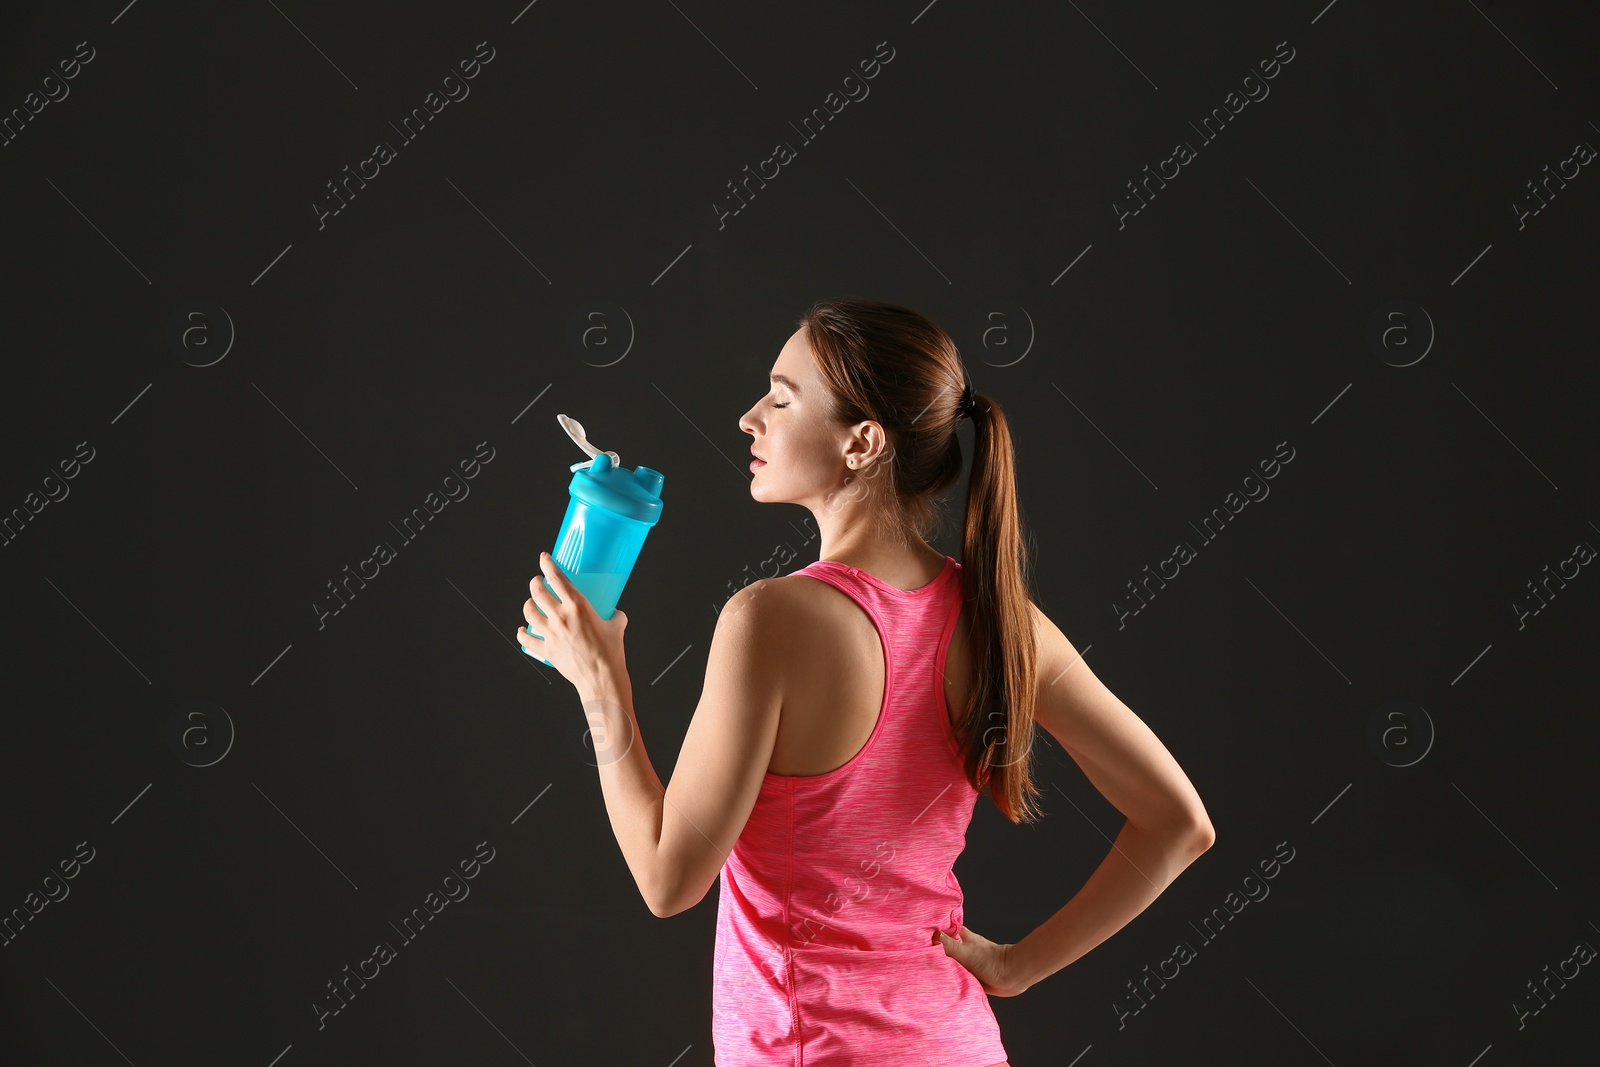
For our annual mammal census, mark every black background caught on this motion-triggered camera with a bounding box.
[2,1,1596,1064]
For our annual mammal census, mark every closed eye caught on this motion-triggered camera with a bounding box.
[771,402,789,408]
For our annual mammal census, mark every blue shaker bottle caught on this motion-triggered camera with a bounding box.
[524,414,665,664]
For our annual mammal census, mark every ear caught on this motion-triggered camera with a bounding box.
[843,420,886,470]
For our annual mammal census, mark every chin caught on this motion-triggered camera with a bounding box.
[748,479,787,504]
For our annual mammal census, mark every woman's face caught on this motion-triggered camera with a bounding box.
[738,327,846,503]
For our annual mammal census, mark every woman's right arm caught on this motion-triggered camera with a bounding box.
[1006,602,1215,992]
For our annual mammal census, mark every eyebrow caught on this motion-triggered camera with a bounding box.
[769,373,802,393]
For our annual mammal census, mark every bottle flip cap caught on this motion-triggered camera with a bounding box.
[559,414,620,469]
[558,414,665,525]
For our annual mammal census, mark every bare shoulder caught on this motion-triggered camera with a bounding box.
[712,576,830,685]
[1026,598,1214,836]
[757,573,838,611]
[1026,599,1075,690]
[1028,598,1093,734]
[716,575,825,638]
[1026,598,1118,738]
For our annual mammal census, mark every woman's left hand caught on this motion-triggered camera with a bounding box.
[516,551,629,692]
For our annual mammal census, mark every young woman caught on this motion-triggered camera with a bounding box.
[519,298,1215,1066]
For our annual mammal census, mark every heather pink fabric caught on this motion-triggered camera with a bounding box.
[712,555,1009,1067]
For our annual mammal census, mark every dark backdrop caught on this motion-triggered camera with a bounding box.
[2,1,1596,1064]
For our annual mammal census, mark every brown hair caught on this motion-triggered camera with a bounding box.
[796,298,1044,824]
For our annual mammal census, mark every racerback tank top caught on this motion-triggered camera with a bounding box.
[711,554,1009,1067]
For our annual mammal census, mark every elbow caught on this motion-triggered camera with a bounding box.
[651,882,711,919]
[1134,806,1215,855]
[1139,810,1214,859]
[646,882,677,918]
[647,872,687,919]
[1181,811,1216,857]
[651,892,698,919]
[646,880,676,919]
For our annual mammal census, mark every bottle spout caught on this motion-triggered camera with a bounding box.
[633,465,664,498]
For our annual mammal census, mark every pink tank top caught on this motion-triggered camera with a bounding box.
[711,554,1009,1067]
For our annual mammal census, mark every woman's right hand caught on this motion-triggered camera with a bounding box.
[935,924,1030,997]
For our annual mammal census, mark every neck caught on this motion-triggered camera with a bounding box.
[808,501,939,576]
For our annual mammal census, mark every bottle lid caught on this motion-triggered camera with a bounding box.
[559,414,665,525]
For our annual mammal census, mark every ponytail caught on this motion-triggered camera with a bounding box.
[955,390,1044,823]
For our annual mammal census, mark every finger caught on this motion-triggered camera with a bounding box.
[526,586,558,623]
[515,626,548,662]
[528,575,557,618]
[539,551,573,597]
